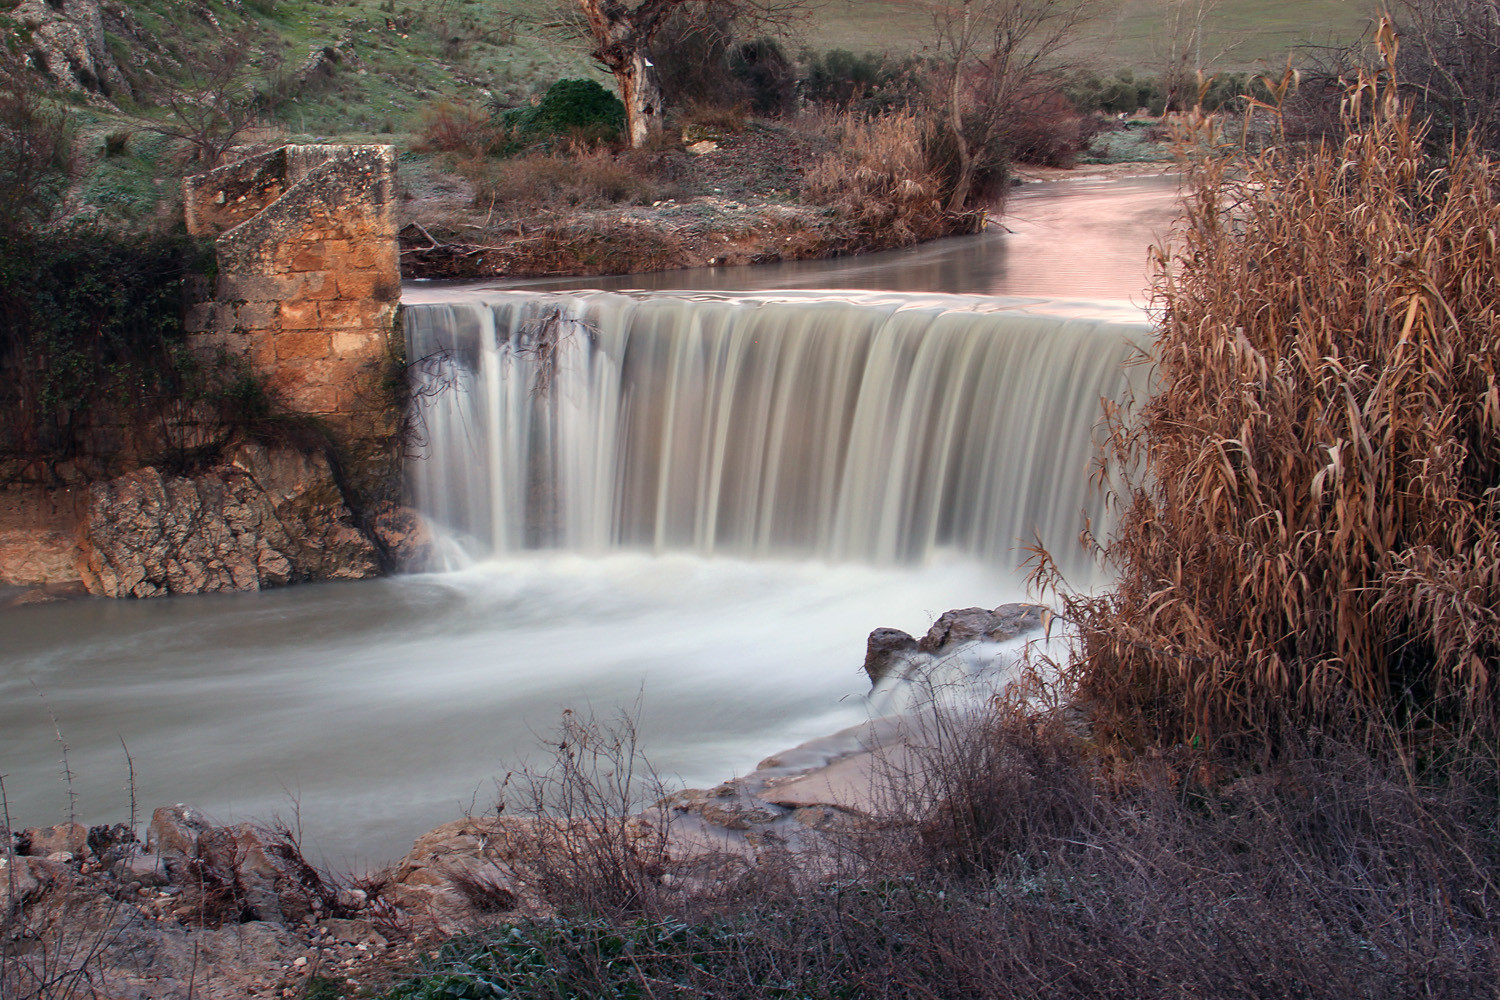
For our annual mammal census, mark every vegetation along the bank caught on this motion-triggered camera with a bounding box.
[6,2,1500,999]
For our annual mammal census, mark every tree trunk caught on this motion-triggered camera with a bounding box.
[944,0,976,211]
[578,0,670,148]
[616,50,665,148]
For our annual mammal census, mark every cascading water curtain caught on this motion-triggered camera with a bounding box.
[404,291,1150,579]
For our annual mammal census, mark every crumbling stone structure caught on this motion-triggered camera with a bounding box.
[183,144,403,505]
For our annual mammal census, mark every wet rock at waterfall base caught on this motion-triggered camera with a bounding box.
[368,502,437,571]
[863,627,920,684]
[919,603,1049,653]
[75,442,379,598]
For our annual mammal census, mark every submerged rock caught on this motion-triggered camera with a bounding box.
[75,442,379,598]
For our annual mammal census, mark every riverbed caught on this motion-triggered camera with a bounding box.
[0,174,1181,868]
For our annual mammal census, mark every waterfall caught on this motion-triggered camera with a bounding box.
[403,289,1149,576]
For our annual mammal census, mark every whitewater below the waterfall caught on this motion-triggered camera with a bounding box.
[1,549,1028,866]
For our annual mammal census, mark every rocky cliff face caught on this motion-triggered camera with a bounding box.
[13,0,132,98]
[74,442,380,599]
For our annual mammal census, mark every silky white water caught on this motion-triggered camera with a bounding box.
[404,291,1148,580]
[0,176,1175,864]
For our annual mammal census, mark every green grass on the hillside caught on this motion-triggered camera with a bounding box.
[804,0,1376,71]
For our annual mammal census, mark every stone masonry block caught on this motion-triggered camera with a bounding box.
[235,301,280,329]
[275,332,332,361]
[331,330,380,355]
[319,300,377,329]
[216,274,304,301]
[347,242,399,272]
[279,300,321,331]
[301,271,338,301]
[335,270,401,302]
[291,245,326,271]
[285,382,339,413]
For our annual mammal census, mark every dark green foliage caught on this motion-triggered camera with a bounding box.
[382,916,857,1000]
[800,49,923,112]
[1063,69,1162,115]
[0,231,264,469]
[500,79,626,146]
[385,919,720,1000]
[730,38,796,117]
[1064,69,1274,117]
[303,974,346,1000]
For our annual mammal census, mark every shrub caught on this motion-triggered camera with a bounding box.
[461,148,662,211]
[651,9,742,111]
[413,100,500,156]
[0,51,73,232]
[803,111,955,248]
[800,49,923,113]
[379,705,1500,1000]
[1041,46,1500,748]
[0,231,257,469]
[729,38,796,117]
[500,78,627,147]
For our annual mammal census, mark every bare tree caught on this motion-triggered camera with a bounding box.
[1156,0,1234,112]
[930,0,1101,211]
[129,34,263,168]
[1389,0,1500,151]
[573,0,809,147]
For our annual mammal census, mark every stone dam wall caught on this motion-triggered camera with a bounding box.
[0,144,422,602]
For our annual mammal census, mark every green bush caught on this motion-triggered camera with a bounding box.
[383,919,741,1000]
[500,78,626,146]
[800,49,923,113]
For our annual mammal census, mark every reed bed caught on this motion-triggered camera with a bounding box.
[1048,42,1500,748]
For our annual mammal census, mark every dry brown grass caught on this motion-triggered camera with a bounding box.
[802,111,966,248]
[1040,33,1500,749]
[460,148,667,212]
[412,101,503,157]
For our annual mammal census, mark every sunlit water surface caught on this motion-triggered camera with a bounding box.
[0,175,1180,866]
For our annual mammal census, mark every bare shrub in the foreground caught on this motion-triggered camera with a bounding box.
[494,709,675,918]
[1038,31,1500,748]
[388,706,1499,999]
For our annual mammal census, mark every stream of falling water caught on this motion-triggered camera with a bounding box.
[0,177,1174,863]
[404,291,1149,581]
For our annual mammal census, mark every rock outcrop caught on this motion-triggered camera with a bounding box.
[3,805,405,1000]
[75,441,379,598]
[862,603,1051,684]
[12,0,131,98]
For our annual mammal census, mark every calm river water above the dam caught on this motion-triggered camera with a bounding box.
[0,173,1179,867]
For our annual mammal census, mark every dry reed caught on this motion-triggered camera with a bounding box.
[1042,28,1500,748]
[802,111,957,248]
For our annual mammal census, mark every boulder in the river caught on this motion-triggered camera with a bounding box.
[147,805,214,858]
[919,607,1000,652]
[75,441,379,598]
[863,627,920,684]
[0,854,58,911]
[919,603,1049,654]
[369,501,437,570]
[986,602,1050,642]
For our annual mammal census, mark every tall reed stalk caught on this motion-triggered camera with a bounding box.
[1044,24,1500,749]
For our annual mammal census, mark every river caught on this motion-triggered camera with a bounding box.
[0,173,1180,868]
